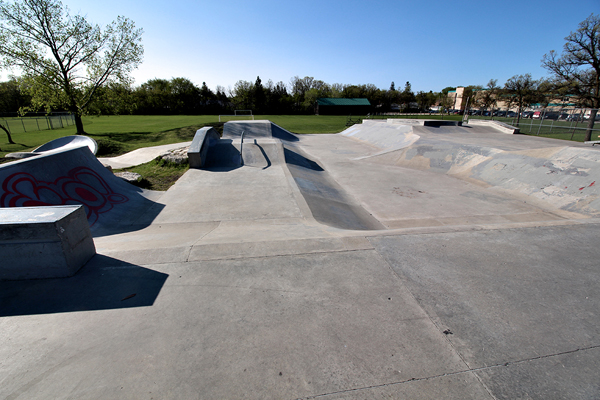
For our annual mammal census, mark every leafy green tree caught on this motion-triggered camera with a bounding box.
[87,82,136,115]
[253,76,266,114]
[415,90,436,111]
[330,83,344,98]
[0,77,26,143]
[0,77,30,112]
[136,78,172,114]
[441,86,456,96]
[232,80,253,110]
[0,0,143,134]
[266,81,292,114]
[200,82,215,102]
[399,81,416,111]
[542,13,600,141]
[170,77,200,114]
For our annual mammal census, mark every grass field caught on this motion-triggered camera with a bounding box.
[0,115,352,158]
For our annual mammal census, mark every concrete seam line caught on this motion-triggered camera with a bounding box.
[188,221,222,248]
[367,241,497,399]
[360,218,596,240]
[185,247,376,263]
[298,344,600,400]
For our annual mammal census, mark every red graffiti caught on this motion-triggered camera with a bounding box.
[1,167,128,226]
[579,181,596,191]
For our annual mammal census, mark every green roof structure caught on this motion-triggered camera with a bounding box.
[316,98,371,106]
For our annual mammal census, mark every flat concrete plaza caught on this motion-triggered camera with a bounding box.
[1,120,599,399]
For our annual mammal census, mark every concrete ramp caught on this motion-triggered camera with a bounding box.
[365,136,600,216]
[340,120,420,154]
[413,125,474,135]
[0,146,164,236]
[283,144,385,231]
[223,120,299,141]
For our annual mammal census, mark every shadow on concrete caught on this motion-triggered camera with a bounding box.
[284,147,324,171]
[0,255,168,317]
[255,142,272,170]
[271,124,300,142]
[204,139,242,171]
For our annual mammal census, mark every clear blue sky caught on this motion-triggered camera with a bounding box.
[22,0,600,93]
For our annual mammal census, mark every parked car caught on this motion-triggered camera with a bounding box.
[566,114,583,121]
[532,111,559,119]
[521,111,534,118]
[583,113,600,121]
[506,111,517,117]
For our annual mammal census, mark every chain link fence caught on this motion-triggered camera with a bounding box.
[468,108,600,142]
[0,112,75,134]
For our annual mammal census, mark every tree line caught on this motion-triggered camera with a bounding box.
[0,75,439,116]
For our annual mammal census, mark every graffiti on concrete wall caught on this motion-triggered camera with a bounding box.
[1,166,129,226]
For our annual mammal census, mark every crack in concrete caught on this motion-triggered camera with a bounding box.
[297,345,600,399]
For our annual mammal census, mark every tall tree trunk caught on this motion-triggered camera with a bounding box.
[585,109,597,142]
[0,123,15,144]
[74,113,85,135]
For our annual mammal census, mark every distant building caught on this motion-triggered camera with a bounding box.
[446,87,465,111]
[315,98,371,115]
[447,87,582,113]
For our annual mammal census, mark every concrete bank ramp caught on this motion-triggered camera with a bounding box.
[223,120,299,141]
[0,146,164,236]
[283,143,385,230]
[363,132,600,216]
[340,119,420,155]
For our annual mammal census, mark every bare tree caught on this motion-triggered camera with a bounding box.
[502,74,545,125]
[475,79,500,118]
[542,13,600,141]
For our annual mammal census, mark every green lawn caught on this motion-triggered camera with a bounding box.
[0,115,351,158]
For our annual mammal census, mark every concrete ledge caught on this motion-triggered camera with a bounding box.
[188,127,220,168]
[0,205,96,280]
[467,119,520,134]
[423,120,462,127]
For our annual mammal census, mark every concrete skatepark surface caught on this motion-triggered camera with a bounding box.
[1,120,600,399]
